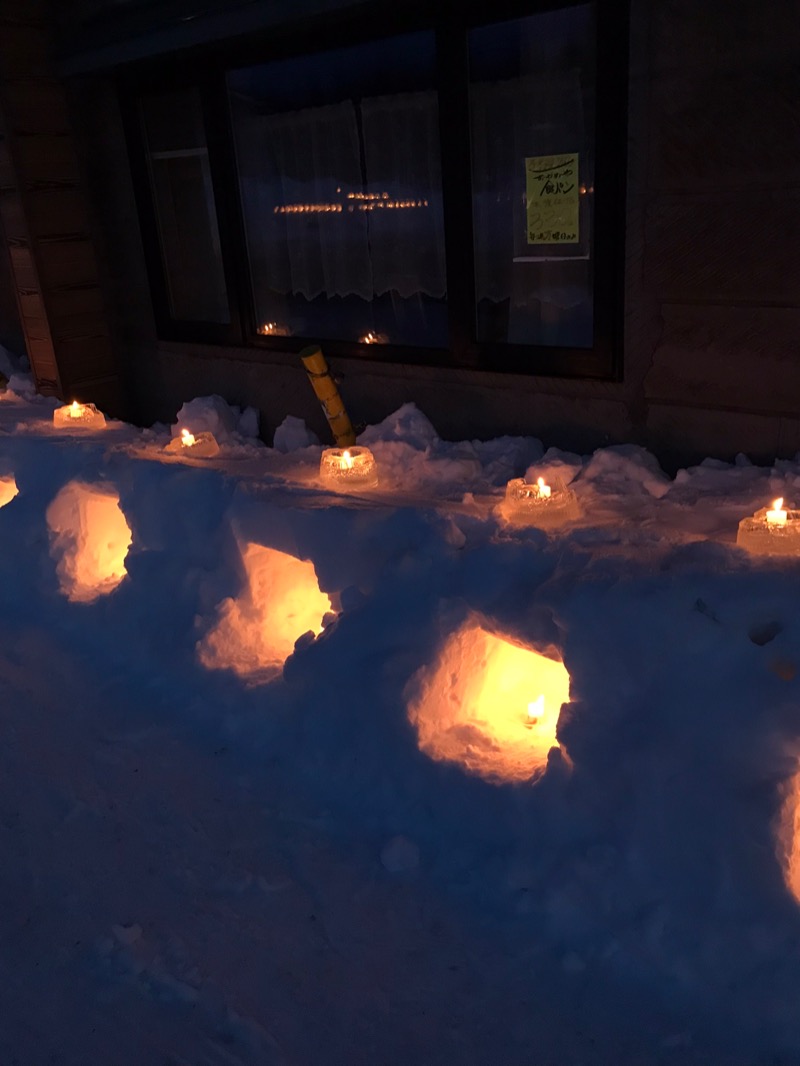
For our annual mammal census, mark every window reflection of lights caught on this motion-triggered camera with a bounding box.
[257,322,291,336]
[274,191,430,215]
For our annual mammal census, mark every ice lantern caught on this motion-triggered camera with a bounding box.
[53,400,106,430]
[499,475,580,528]
[407,620,571,783]
[164,427,220,459]
[737,498,800,556]
[319,446,378,490]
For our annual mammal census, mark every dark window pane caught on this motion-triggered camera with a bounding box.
[141,88,230,324]
[229,32,447,348]
[470,5,596,349]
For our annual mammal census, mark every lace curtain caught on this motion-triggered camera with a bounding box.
[237,91,446,302]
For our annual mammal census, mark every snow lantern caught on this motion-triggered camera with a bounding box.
[737,498,800,556]
[53,400,106,430]
[0,475,18,508]
[319,446,378,490]
[498,476,580,528]
[407,620,570,783]
[779,769,800,904]
[45,481,132,602]
[164,427,220,459]
[198,543,333,682]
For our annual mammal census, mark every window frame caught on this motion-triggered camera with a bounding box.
[118,0,629,380]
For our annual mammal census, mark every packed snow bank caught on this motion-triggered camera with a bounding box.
[8,396,800,1058]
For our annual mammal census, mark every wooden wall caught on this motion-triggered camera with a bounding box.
[0,1,123,411]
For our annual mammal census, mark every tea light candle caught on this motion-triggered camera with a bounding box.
[164,427,220,459]
[767,498,788,526]
[319,446,378,489]
[737,497,800,556]
[53,400,106,429]
[498,475,580,528]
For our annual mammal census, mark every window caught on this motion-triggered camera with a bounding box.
[139,88,230,326]
[229,32,447,348]
[470,6,595,348]
[124,0,625,377]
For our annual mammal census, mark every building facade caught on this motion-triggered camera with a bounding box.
[1,0,798,465]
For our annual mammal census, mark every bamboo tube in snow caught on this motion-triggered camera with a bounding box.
[300,345,356,447]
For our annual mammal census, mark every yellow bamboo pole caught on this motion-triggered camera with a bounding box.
[300,345,356,447]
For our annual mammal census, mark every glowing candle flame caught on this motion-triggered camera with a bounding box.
[536,477,552,499]
[181,428,196,448]
[767,497,788,526]
[526,694,545,726]
[69,401,82,418]
[341,449,354,470]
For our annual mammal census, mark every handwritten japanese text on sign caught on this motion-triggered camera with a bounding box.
[525,154,579,244]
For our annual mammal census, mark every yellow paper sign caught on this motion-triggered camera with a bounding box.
[525,154,579,244]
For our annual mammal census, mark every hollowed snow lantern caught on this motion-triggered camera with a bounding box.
[46,481,132,602]
[779,769,800,903]
[407,619,571,783]
[198,543,332,681]
[0,475,18,508]
[53,400,106,430]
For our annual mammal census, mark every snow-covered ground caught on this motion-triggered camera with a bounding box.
[3,355,800,1064]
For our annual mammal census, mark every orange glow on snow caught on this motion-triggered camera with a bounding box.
[0,475,18,508]
[198,543,332,682]
[46,482,132,602]
[407,622,570,783]
[779,770,800,903]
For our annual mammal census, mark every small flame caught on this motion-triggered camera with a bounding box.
[527,694,545,725]
[536,477,552,499]
[181,428,196,447]
[341,449,354,470]
[69,401,82,418]
[774,498,785,512]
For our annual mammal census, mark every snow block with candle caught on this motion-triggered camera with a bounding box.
[498,476,580,528]
[53,401,106,430]
[319,446,378,490]
[164,429,220,459]
[737,499,800,556]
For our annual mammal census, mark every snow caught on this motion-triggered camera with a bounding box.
[3,382,800,1063]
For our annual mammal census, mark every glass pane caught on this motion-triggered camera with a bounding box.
[141,88,230,324]
[470,5,596,348]
[229,32,447,347]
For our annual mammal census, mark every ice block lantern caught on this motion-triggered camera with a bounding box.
[319,446,378,490]
[53,400,106,430]
[164,427,220,459]
[499,475,580,528]
[737,497,800,556]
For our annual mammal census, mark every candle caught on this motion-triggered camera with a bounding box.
[526,694,545,728]
[767,497,788,526]
[737,497,800,555]
[164,427,220,458]
[53,400,106,429]
[498,475,580,528]
[319,445,378,489]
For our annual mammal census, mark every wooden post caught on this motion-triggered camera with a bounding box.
[300,344,356,447]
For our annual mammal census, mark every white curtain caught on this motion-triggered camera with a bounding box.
[236,92,446,301]
[361,90,446,299]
